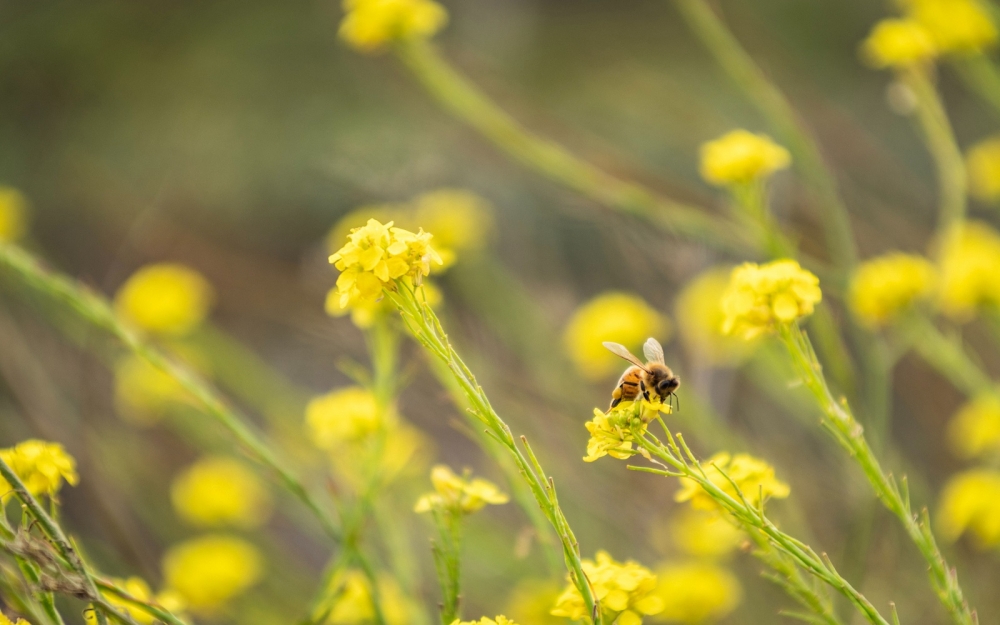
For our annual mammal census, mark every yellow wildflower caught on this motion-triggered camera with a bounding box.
[551,551,664,625]
[413,189,494,267]
[937,469,1000,548]
[329,218,442,308]
[339,0,448,53]
[306,386,383,449]
[0,613,31,625]
[654,508,743,559]
[848,252,936,327]
[653,562,742,624]
[675,267,758,366]
[0,186,28,243]
[936,221,1000,320]
[162,534,263,615]
[326,570,414,625]
[583,399,668,462]
[675,452,790,512]
[966,135,1000,201]
[171,456,272,529]
[861,19,937,68]
[326,281,441,329]
[0,440,78,499]
[327,204,409,257]
[721,259,822,340]
[948,393,1000,460]
[909,0,997,55]
[562,292,669,380]
[451,618,518,625]
[114,264,215,336]
[413,465,509,514]
[699,130,791,187]
[86,577,186,625]
[504,579,564,625]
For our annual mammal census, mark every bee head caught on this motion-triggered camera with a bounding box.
[657,376,680,394]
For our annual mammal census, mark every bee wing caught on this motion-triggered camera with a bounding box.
[643,338,665,365]
[603,342,648,371]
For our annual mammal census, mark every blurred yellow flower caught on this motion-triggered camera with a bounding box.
[948,394,1000,460]
[114,264,215,336]
[562,292,669,380]
[330,219,442,308]
[413,189,493,267]
[551,551,663,625]
[306,386,383,448]
[966,135,1000,201]
[652,562,742,624]
[848,252,936,327]
[937,469,1000,549]
[675,452,790,512]
[171,456,272,529]
[659,508,743,559]
[162,534,263,615]
[0,186,28,243]
[331,421,431,490]
[721,260,822,340]
[451,618,518,625]
[0,439,78,499]
[504,579,564,625]
[861,19,937,68]
[936,221,1000,320]
[113,350,205,426]
[339,0,448,53]
[699,130,791,187]
[909,0,997,55]
[86,577,186,625]
[675,267,758,366]
[413,464,509,514]
[326,570,413,625]
[0,613,30,625]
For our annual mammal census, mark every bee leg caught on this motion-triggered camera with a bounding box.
[610,397,622,409]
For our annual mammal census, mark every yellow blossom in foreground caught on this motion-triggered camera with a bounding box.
[0,186,28,243]
[653,562,742,624]
[948,394,1000,460]
[721,260,822,339]
[451,618,518,625]
[0,440,78,499]
[563,292,669,380]
[339,0,448,53]
[936,221,1000,320]
[0,613,31,625]
[86,577,186,625]
[504,579,564,625]
[551,551,663,625]
[414,465,509,514]
[326,570,413,625]
[909,0,997,55]
[171,456,272,529]
[861,18,937,68]
[306,386,383,449]
[114,264,215,336]
[848,252,936,327]
[661,508,743,559]
[675,452,790,512]
[675,267,758,366]
[162,534,263,615]
[937,469,1000,548]
[699,130,791,187]
[966,135,1000,201]
[583,399,668,462]
[326,281,441,329]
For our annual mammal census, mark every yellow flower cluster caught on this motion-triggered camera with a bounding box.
[162,534,263,615]
[967,135,1000,201]
[675,451,790,512]
[339,0,448,53]
[675,267,758,366]
[861,18,937,67]
[326,570,413,625]
[937,468,1000,549]
[306,386,383,448]
[653,562,742,624]
[171,456,272,529]
[0,440,78,499]
[330,219,442,309]
[583,399,668,463]
[699,130,791,187]
[848,252,936,327]
[414,465,509,514]
[114,264,215,336]
[86,577,185,625]
[948,394,1000,460]
[551,551,663,625]
[937,221,1000,320]
[0,186,28,243]
[451,617,518,625]
[721,260,822,340]
[0,613,30,625]
[562,292,669,380]
[909,0,997,55]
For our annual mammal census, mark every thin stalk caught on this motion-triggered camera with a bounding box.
[429,507,462,625]
[95,580,190,625]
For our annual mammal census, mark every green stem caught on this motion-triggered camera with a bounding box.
[95,580,190,625]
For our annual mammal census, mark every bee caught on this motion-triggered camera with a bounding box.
[604,337,680,411]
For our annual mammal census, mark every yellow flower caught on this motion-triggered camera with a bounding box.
[162,534,263,615]
[675,452,790,512]
[967,135,1000,201]
[848,252,936,327]
[0,613,31,625]
[325,570,414,625]
[909,0,997,55]
[721,259,822,340]
[861,18,937,68]
[936,221,1000,320]
[657,508,744,559]
[0,186,28,243]
[562,292,669,380]
[583,399,668,463]
[652,562,742,624]
[339,0,448,53]
[326,281,441,329]
[413,189,494,267]
[306,386,383,448]
[413,465,509,514]
[327,204,409,257]
[114,264,215,336]
[113,353,200,426]
[330,219,442,308]
[86,577,186,625]
[331,421,432,491]
[699,130,791,187]
[504,579,564,625]
[551,551,663,625]
[675,267,758,366]
[0,440,78,499]
[451,618,518,625]
[948,394,1000,460]
[937,469,1000,549]
[171,456,272,529]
